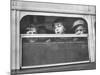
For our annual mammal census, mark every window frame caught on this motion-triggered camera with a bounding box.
[15,11,95,69]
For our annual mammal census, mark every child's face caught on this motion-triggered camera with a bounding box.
[54,22,65,34]
[75,26,86,35]
[26,27,37,34]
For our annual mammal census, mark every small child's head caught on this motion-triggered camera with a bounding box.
[72,20,87,35]
[26,24,37,34]
[53,21,65,34]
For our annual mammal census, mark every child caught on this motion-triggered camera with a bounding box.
[72,19,88,41]
[52,20,67,42]
[26,24,37,43]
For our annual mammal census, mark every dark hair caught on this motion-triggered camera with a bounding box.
[52,18,64,27]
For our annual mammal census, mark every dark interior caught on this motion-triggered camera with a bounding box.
[20,15,88,34]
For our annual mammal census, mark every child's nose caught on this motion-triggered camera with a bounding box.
[76,31,81,35]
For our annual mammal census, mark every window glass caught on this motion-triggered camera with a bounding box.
[20,15,89,67]
[20,15,88,34]
[20,15,88,42]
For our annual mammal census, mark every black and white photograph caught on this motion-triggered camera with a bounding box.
[10,0,96,75]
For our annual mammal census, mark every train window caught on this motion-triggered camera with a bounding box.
[20,15,89,68]
[20,15,88,42]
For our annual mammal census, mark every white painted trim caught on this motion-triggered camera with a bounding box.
[11,10,16,70]
[20,11,87,21]
[85,15,95,62]
[90,16,96,62]
[21,60,90,69]
[11,0,95,15]
[16,11,20,69]
[21,34,88,38]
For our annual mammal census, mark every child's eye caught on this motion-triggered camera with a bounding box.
[76,29,83,32]
[58,24,61,27]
